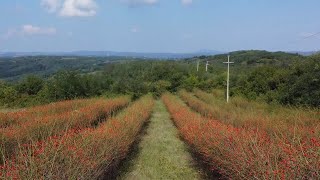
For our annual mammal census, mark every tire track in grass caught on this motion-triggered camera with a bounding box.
[117,100,203,180]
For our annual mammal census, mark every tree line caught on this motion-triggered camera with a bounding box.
[0,52,319,108]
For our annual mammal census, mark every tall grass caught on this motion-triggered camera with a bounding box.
[179,89,319,138]
[0,96,131,163]
[198,89,319,127]
[0,95,154,179]
[162,93,320,179]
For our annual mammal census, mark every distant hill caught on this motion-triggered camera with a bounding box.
[287,51,320,56]
[0,56,139,81]
[0,50,222,59]
[1,50,317,59]
[0,50,308,82]
[185,50,306,68]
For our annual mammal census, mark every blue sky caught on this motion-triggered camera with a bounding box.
[0,0,319,53]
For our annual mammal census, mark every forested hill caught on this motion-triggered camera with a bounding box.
[0,56,147,81]
[186,50,305,67]
[0,51,319,108]
[0,50,313,81]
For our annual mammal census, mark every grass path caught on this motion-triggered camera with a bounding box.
[118,100,203,180]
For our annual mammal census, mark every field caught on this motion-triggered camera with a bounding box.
[0,90,319,179]
[163,90,319,179]
[2,0,320,179]
[0,96,153,179]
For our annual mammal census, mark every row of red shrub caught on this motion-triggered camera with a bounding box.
[179,90,319,138]
[0,96,131,163]
[1,95,154,179]
[0,98,96,128]
[162,93,319,179]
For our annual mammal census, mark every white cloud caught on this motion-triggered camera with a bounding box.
[130,27,140,33]
[41,0,97,17]
[181,0,193,6]
[41,0,190,17]
[60,0,97,17]
[2,25,57,39]
[121,0,158,7]
[22,25,57,35]
[2,29,17,39]
[41,0,62,13]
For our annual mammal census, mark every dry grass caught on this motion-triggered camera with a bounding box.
[179,89,320,138]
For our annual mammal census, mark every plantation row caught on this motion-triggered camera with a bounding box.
[1,95,155,179]
[179,89,319,138]
[0,96,131,163]
[194,89,320,128]
[0,91,318,179]
[0,98,95,128]
[162,92,319,179]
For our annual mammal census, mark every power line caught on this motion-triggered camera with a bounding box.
[303,32,320,39]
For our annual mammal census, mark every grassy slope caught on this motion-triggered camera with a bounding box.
[0,108,23,113]
[118,100,202,180]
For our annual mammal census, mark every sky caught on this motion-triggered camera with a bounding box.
[0,0,320,53]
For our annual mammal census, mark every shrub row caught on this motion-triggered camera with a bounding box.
[162,93,319,179]
[0,96,131,163]
[1,95,154,179]
[179,89,319,138]
[0,98,96,128]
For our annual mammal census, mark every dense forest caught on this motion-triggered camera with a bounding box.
[0,56,147,81]
[0,50,319,108]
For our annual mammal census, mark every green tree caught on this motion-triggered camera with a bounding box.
[0,86,19,107]
[16,75,44,95]
[182,75,200,91]
[152,80,172,97]
[46,71,84,100]
[279,58,320,106]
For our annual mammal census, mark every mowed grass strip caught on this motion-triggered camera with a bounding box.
[118,100,202,180]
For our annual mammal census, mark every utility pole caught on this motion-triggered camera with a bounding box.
[223,55,234,103]
[206,61,209,72]
[197,60,200,72]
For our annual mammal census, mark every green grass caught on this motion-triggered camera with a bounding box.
[0,108,23,113]
[117,100,202,180]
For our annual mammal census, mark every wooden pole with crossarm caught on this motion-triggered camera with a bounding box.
[206,61,209,72]
[197,60,200,72]
[223,55,234,103]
